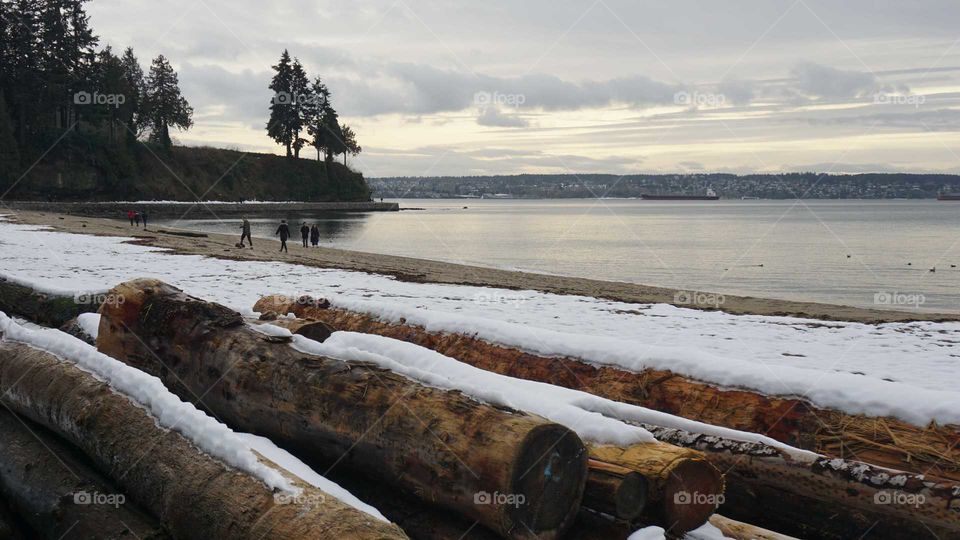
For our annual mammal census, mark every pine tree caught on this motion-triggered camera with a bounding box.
[143,54,193,148]
[289,58,309,159]
[266,49,295,157]
[92,46,128,142]
[7,0,42,144]
[0,91,20,192]
[120,46,146,141]
[322,105,345,162]
[305,76,330,161]
[341,125,360,166]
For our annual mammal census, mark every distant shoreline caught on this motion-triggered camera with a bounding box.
[7,211,955,324]
[1,201,399,219]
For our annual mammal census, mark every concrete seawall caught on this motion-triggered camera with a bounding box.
[2,201,399,219]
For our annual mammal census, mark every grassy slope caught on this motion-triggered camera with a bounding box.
[7,133,370,202]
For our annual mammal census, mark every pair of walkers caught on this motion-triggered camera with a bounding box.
[265,220,321,253]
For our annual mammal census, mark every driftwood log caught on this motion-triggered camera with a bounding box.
[97,279,589,540]
[0,277,96,327]
[0,408,167,539]
[255,295,960,481]
[0,338,409,540]
[256,295,960,539]
[583,460,647,521]
[708,515,798,540]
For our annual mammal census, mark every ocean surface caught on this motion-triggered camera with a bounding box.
[156,199,960,313]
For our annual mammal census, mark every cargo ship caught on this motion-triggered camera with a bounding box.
[641,188,719,201]
[937,192,960,201]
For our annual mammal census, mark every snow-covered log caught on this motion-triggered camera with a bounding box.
[98,279,589,540]
[253,295,960,481]
[0,339,409,540]
[0,409,167,539]
[0,276,95,327]
[257,295,960,539]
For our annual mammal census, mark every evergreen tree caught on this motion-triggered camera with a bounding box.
[120,46,146,141]
[289,58,309,158]
[341,125,361,166]
[0,91,20,192]
[91,46,128,142]
[266,49,295,157]
[321,105,345,162]
[6,0,42,144]
[305,76,330,161]
[143,54,192,148]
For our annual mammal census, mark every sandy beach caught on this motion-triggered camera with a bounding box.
[9,210,955,324]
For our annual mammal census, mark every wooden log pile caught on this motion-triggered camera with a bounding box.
[95,279,727,538]
[0,337,410,540]
[253,294,960,481]
[254,294,960,539]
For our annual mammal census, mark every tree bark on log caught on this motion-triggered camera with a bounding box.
[583,460,647,521]
[98,279,588,540]
[707,515,798,540]
[0,408,167,539]
[256,295,960,539]
[0,339,409,540]
[0,277,96,327]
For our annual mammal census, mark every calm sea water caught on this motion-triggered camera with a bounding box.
[157,199,960,313]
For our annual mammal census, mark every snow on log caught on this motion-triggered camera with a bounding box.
[0,408,167,539]
[0,338,409,540]
[258,294,960,540]
[98,279,589,540]
[253,295,960,482]
[0,276,96,327]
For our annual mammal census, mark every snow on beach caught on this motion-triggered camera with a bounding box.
[0,312,388,521]
[1,218,959,427]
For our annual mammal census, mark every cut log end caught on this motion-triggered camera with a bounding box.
[509,424,588,537]
[662,458,724,534]
[583,460,648,521]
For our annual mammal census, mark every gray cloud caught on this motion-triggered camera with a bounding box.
[476,107,529,128]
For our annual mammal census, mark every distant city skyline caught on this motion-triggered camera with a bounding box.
[89,0,960,176]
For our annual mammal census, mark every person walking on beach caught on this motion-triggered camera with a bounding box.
[141,211,148,230]
[134,211,141,227]
[310,224,320,247]
[275,220,290,253]
[300,222,309,248]
[127,210,135,226]
[240,217,253,248]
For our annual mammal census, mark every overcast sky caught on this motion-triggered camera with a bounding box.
[89,0,960,176]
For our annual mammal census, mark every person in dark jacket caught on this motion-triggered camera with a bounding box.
[310,224,320,247]
[275,220,290,252]
[240,217,253,247]
[300,223,309,247]
[134,211,141,227]
[141,211,148,230]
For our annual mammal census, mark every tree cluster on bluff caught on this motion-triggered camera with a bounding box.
[266,49,360,165]
[0,0,192,188]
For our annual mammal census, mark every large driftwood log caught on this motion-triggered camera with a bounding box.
[0,409,167,539]
[257,295,960,539]
[0,339,409,540]
[255,295,960,481]
[707,515,798,540]
[0,277,96,327]
[98,279,588,540]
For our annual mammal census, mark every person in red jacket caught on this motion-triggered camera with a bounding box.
[127,210,135,226]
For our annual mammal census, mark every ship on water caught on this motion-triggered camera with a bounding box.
[937,192,960,201]
[641,188,719,201]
